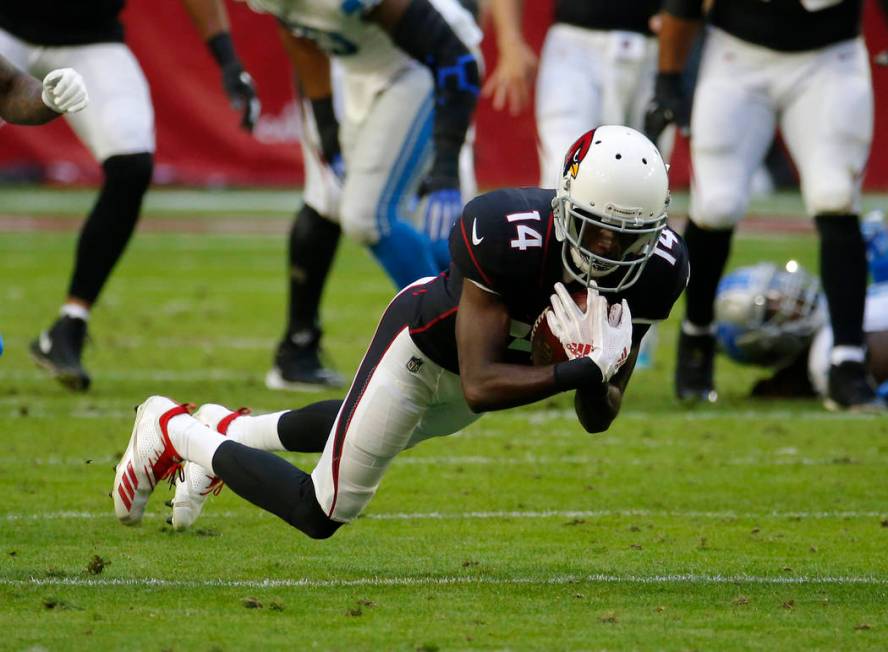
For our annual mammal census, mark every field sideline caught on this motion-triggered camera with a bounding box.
[2,187,888,650]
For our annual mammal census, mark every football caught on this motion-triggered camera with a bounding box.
[530,289,588,365]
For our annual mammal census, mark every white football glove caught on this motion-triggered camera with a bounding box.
[546,282,633,381]
[41,68,89,114]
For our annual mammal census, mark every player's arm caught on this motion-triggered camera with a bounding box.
[0,56,88,124]
[179,0,260,130]
[456,280,593,413]
[644,0,704,140]
[482,0,537,116]
[367,0,479,193]
[278,29,342,173]
[574,338,640,433]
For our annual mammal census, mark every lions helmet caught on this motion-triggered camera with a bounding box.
[715,262,826,368]
[552,126,670,292]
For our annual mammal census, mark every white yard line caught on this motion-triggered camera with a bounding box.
[1,573,886,589]
[3,508,883,522]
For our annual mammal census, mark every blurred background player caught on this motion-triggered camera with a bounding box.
[714,211,888,409]
[0,0,259,391]
[0,56,88,124]
[0,57,88,360]
[646,0,880,410]
[250,0,482,390]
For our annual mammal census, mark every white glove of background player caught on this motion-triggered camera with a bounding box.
[41,68,89,113]
[546,282,633,381]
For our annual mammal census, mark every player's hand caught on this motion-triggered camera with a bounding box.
[547,282,632,381]
[876,50,888,67]
[221,63,260,131]
[481,39,538,116]
[644,72,688,142]
[41,68,89,114]
[417,176,462,242]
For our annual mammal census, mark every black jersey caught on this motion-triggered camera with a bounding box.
[554,0,660,35]
[709,0,862,52]
[0,1,125,46]
[407,187,689,374]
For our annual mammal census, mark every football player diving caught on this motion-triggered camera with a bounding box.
[112,127,689,540]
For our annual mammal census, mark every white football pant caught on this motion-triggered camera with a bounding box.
[535,23,669,188]
[689,28,872,229]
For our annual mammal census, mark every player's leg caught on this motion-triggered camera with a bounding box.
[780,37,881,410]
[29,42,154,391]
[116,283,441,537]
[268,93,345,390]
[170,398,342,529]
[677,29,776,401]
[535,24,603,188]
[339,66,437,288]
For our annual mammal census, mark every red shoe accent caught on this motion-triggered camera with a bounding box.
[117,484,132,510]
[216,407,250,435]
[151,403,191,485]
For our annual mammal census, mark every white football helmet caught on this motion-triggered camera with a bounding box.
[715,262,826,368]
[552,126,670,292]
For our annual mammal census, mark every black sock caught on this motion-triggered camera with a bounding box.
[286,204,341,338]
[815,214,867,347]
[277,399,342,453]
[68,153,153,303]
[683,220,734,327]
[212,440,341,539]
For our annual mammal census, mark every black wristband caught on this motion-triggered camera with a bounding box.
[310,97,340,162]
[655,72,683,97]
[207,32,240,68]
[553,357,606,394]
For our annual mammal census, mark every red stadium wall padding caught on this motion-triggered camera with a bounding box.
[0,0,885,189]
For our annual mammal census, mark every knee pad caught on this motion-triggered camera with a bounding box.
[804,177,856,216]
[102,152,154,194]
[690,191,746,230]
[339,207,380,245]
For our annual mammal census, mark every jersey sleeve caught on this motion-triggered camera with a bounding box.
[624,227,690,323]
[449,189,556,295]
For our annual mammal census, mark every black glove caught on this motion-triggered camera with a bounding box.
[208,33,261,132]
[644,72,688,142]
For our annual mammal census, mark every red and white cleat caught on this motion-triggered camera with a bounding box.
[113,396,190,526]
[170,404,249,531]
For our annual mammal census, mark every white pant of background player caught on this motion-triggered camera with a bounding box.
[300,62,477,245]
[809,284,888,397]
[689,28,872,228]
[535,24,668,189]
[0,27,155,162]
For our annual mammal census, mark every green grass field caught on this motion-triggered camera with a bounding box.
[2,188,888,650]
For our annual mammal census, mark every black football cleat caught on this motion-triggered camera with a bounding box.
[824,360,886,412]
[265,332,344,392]
[29,316,91,391]
[675,330,718,403]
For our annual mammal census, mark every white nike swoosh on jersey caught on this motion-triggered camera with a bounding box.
[472,218,484,246]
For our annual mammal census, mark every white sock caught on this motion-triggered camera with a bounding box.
[830,345,866,366]
[227,411,288,452]
[168,414,227,472]
[60,303,90,321]
[682,320,716,336]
